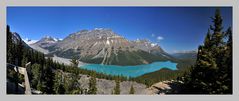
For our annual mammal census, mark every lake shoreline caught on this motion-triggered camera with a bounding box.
[79,61,178,77]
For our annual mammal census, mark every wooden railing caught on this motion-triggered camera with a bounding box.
[7,63,32,95]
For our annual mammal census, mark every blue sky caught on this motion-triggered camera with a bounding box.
[7,7,232,53]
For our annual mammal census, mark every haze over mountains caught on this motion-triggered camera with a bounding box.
[171,50,197,59]
[22,28,196,66]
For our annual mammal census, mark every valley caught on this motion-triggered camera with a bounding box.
[7,26,192,95]
[26,28,192,78]
[6,7,232,95]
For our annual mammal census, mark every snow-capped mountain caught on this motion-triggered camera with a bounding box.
[29,36,61,54]
[42,28,175,65]
[23,38,38,45]
[8,26,177,66]
[31,36,60,49]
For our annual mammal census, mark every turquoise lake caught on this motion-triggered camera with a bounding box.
[79,61,177,77]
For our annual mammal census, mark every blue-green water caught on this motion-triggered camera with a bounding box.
[79,61,177,77]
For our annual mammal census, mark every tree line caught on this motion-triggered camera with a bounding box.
[7,27,136,94]
[178,9,232,94]
[7,9,231,94]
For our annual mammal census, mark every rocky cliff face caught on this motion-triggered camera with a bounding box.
[32,28,174,66]
[29,36,60,54]
[78,74,147,94]
[11,32,31,48]
[32,36,59,49]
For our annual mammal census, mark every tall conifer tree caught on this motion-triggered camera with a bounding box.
[182,9,232,94]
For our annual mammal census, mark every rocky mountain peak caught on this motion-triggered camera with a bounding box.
[30,28,174,66]
[67,28,119,40]
[40,36,55,42]
[32,35,60,49]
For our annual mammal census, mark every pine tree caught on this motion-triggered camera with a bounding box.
[217,27,232,94]
[21,48,28,67]
[204,29,212,49]
[88,73,97,94]
[114,79,120,94]
[17,39,24,66]
[43,61,54,94]
[31,63,41,88]
[129,85,135,94]
[63,73,79,94]
[53,71,65,94]
[182,8,232,94]
[210,9,223,47]
[70,56,79,68]
[57,84,65,94]
[7,25,13,64]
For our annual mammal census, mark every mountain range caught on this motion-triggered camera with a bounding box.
[23,28,196,66]
[171,50,197,59]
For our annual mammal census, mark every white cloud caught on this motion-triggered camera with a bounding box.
[157,36,164,41]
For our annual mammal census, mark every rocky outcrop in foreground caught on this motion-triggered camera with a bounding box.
[78,74,147,94]
[145,80,184,95]
[78,73,183,95]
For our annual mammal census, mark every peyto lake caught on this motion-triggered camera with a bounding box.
[79,61,177,77]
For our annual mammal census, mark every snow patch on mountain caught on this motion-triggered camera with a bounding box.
[106,39,110,45]
[22,38,38,45]
[53,38,63,42]
[151,43,157,47]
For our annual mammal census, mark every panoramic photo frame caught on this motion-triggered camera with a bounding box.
[0,0,239,101]
[6,6,233,95]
